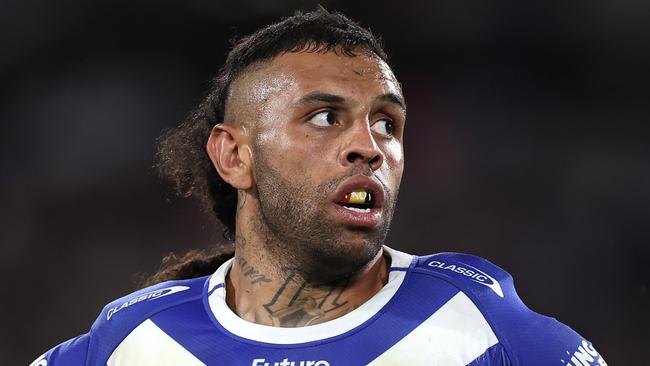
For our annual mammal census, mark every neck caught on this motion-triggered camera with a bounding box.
[225,218,390,327]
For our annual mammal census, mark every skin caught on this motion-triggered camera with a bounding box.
[206,48,406,327]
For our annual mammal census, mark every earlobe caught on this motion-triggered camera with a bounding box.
[206,124,253,190]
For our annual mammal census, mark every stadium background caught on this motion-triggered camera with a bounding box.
[1,1,648,364]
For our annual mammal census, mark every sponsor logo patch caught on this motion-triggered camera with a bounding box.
[252,358,330,366]
[561,340,607,366]
[106,286,190,320]
[427,260,504,297]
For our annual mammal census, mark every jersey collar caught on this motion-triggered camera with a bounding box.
[204,245,414,345]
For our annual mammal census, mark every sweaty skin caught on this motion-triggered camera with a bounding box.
[207,49,406,327]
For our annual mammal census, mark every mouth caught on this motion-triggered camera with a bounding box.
[336,191,375,212]
[330,175,385,228]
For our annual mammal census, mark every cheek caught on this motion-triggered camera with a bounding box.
[380,140,404,186]
[254,127,334,178]
[254,128,295,177]
[383,139,404,167]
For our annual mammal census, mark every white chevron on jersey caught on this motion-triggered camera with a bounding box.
[107,319,205,366]
[367,292,498,365]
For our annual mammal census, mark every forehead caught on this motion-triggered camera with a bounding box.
[269,50,400,93]
[230,50,401,111]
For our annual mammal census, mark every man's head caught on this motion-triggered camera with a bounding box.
[156,7,405,281]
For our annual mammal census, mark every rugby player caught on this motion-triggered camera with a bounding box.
[31,8,606,366]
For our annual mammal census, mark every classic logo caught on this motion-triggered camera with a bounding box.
[106,286,190,320]
[252,358,330,366]
[427,260,504,297]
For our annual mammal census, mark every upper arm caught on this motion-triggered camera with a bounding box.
[30,334,90,366]
[416,252,607,366]
[502,310,607,366]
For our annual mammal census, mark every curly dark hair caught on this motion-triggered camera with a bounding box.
[145,7,389,286]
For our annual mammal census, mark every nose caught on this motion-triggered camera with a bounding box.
[339,121,385,171]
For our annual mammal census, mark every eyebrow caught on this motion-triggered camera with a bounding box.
[293,91,407,111]
[377,93,407,112]
[294,92,346,108]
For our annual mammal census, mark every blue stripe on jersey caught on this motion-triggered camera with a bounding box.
[389,267,409,272]
[207,283,223,297]
[150,273,461,365]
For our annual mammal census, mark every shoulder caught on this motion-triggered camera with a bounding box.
[95,276,206,327]
[31,276,208,366]
[410,252,607,366]
[413,251,511,299]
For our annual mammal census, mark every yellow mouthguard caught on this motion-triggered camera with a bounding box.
[349,191,368,204]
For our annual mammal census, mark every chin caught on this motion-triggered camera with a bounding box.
[300,233,384,283]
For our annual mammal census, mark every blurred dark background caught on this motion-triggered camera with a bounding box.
[1,0,648,364]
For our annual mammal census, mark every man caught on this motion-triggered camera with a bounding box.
[32,8,606,366]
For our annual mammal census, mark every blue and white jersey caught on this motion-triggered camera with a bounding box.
[31,246,606,366]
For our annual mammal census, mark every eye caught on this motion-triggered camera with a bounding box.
[371,119,395,136]
[308,110,336,127]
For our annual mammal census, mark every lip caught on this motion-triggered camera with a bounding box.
[329,174,386,228]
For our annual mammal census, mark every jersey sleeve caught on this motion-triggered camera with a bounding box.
[504,312,608,366]
[417,252,607,366]
[29,334,90,366]
[29,277,206,366]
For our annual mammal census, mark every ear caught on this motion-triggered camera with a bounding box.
[206,123,253,190]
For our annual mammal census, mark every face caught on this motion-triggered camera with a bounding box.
[230,50,406,281]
